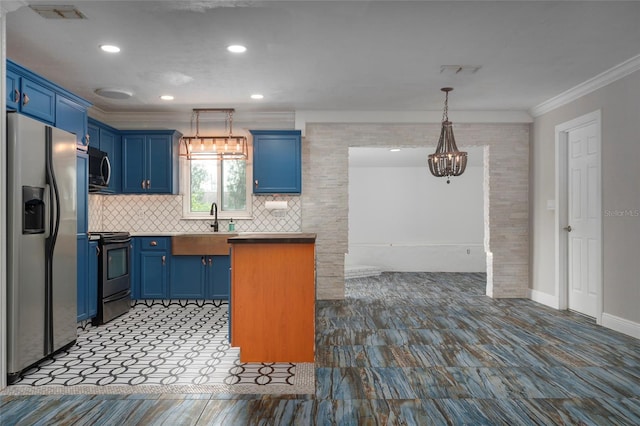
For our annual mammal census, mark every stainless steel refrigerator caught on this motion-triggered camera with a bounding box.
[6,112,77,383]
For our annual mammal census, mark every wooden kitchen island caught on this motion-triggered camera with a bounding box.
[229,233,316,363]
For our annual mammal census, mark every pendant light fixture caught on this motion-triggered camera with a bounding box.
[179,108,248,160]
[427,87,467,183]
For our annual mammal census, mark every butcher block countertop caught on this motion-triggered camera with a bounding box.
[228,233,316,244]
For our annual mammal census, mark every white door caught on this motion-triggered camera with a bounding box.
[567,122,601,317]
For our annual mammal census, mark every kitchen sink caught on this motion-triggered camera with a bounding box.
[171,233,238,255]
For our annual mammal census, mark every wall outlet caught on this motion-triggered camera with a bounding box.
[467,248,471,255]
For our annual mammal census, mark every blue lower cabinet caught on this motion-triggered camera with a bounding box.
[132,237,171,299]
[169,255,229,300]
[78,236,99,321]
[207,255,230,300]
[88,241,98,318]
[139,252,169,299]
[76,235,91,322]
[170,256,206,298]
[130,237,229,300]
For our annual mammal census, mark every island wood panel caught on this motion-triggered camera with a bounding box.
[231,242,315,362]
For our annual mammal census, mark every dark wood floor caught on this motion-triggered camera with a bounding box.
[2,272,639,425]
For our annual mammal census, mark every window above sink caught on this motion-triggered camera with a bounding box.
[180,155,253,220]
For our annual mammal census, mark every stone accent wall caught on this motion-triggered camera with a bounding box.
[302,123,529,300]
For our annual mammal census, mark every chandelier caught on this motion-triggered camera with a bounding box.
[179,108,248,160]
[427,87,467,183]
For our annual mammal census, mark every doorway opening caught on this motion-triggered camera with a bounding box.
[346,146,489,286]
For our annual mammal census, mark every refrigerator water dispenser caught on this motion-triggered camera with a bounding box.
[23,186,45,234]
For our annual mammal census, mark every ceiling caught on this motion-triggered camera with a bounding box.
[6,1,640,116]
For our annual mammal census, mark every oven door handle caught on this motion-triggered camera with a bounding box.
[103,289,131,303]
[105,237,132,244]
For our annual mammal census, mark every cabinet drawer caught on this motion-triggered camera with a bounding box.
[138,237,169,250]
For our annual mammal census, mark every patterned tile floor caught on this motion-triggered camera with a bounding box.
[2,272,640,425]
[6,301,311,391]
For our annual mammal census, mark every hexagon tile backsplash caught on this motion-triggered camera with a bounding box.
[88,194,302,234]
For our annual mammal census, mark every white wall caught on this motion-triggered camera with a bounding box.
[348,152,484,271]
[531,68,640,337]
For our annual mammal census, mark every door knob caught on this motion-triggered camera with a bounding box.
[564,225,572,232]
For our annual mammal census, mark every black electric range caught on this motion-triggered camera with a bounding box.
[89,232,132,325]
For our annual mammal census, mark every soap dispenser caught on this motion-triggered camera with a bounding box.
[228,218,235,232]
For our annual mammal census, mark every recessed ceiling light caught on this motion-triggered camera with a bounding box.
[250,94,264,100]
[99,44,120,53]
[227,44,247,53]
[160,95,174,101]
[390,148,401,152]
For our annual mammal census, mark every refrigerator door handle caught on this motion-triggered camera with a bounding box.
[44,126,61,354]
[43,184,51,238]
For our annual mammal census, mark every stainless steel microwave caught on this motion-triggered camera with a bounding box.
[88,146,111,192]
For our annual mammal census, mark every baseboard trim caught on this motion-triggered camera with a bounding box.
[528,288,559,309]
[601,313,640,340]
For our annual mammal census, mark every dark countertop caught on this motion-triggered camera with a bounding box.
[228,233,317,244]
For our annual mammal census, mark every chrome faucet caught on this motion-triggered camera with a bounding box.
[210,202,219,232]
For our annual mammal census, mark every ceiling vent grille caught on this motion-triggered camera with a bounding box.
[30,5,87,19]
[440,65,482,75]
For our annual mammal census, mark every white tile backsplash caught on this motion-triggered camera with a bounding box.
[89,194,301,233]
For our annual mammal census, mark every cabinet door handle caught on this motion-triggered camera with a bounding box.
[150,241,157,246]
[96,246,101,256]
[146,179,151,189]
[208,258,212,266]
[13,89,20,103]
[201,256,206,266]
[141,180,146,189]
[254,179,258,188]
[85,134,90,145]
[162,255,166,265]
[22,92,30,106]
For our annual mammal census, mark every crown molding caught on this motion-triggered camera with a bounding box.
[88,107,295,130]
[0,1,25,14]
[530,54,640,117]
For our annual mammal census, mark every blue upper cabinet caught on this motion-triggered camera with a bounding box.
[8,72,55,124]
[250,130,302,194]
[122,134,147,193]
[88,118,122,193]
[121,130,181,194]
[6,60,90,128]
[6,68,20,111]
[55,95,89,147]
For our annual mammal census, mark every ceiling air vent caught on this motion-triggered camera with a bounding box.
[440,65,482,75]
[30,5,87,19]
